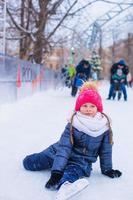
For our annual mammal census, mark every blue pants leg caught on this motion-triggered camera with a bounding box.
[23,152,53,171]
[57,165,87,189]
[108,84,115,99]
[71,77,78,97]
[120,84,127,100]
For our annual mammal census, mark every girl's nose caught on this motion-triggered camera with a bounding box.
[87,107,91,111]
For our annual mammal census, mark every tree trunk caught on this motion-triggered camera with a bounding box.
[19,0,32,59]
[33,33,44,63]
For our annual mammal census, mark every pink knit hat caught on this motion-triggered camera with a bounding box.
[75,89,103,112]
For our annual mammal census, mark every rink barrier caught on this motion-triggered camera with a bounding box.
[0,53,61,105]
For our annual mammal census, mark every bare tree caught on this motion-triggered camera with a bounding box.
[4,0,123,63]
[6,0,79,63]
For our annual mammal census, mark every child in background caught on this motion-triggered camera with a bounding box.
[71,59,91,97]
[107,59,128,101]
[23,82,122,199]
[65,64,76,88]
[111,68,127,100]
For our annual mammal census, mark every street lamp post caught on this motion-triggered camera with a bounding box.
[69,47,75,65]
[3,0,7,56]
[0,0,7,68]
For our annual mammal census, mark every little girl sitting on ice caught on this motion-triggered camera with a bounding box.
[23,82,122,198]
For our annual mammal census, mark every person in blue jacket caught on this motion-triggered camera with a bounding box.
[107,59,129,100]
[71,59,91,97]
[23,82,122,192]
[111,68,127,100]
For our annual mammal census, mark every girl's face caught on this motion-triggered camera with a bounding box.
[80,103,97,117]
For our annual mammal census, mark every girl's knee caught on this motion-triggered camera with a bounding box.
[23,153,52,171]
[23,155,36,171]
[23,154,43,171]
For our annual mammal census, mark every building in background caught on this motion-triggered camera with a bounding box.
[45,47,90,70]
[101,33,133,79]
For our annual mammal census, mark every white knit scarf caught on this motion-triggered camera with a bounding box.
[71,112,109,137]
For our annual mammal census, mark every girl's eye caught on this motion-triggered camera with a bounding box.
[90,105,95,108]
[83,104,89,108]
[82,104,96,108]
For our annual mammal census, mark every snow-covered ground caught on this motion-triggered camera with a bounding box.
[0,82,133,200]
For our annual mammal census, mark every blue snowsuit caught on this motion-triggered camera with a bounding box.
[23,123,112,187]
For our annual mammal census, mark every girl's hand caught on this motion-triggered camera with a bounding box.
[102,169,122,178]
[45,170,63,189]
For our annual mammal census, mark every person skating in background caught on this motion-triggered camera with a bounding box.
[23,82,122,199]
[127,72,133,88]
[107,59,129,101]
[65,64,76,88]
[111,68,127,100]
[71,59,91,97]
[61,65,69,86]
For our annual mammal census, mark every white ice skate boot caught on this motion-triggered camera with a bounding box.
[55,178,89,200]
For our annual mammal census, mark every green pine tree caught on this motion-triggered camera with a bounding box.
[90,52,102,80]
